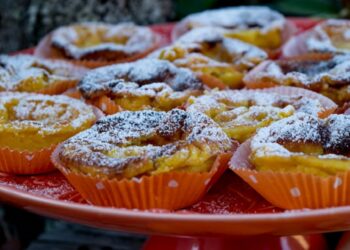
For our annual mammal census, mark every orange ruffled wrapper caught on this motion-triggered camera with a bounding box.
[34,33,163,69]
[248,86,337,118]
[0,106,104,175]
[52,144,232,210]
[0,145,57,175]
[230,140,350,210]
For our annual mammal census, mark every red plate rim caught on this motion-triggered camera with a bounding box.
[2,182,350,222]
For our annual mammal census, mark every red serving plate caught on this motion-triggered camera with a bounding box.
[2,18,345,249]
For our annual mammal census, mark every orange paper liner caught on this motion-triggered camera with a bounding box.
[62,88,83,100]
[92,96,123,115]
[62,90,121,115]
[38,79,78,95]
[52,145,232,210]
[34,34,162,69]
[230,140,350,210]
[198,73,229,90]
[0,145,56,175]
[0,105,103,175]
[252,86,337,118]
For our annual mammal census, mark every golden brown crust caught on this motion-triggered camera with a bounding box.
[244,55,350,104]
[35,23,161,67]
[57,109,232,179]
[0,55,87,93]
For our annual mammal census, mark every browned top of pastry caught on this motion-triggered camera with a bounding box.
[0,54,86,92]
[252,113,350,158]
[51,22,158,60]
[78,59,204,99]
[58,109,232,178]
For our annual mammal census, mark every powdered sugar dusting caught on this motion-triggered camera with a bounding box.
[187,89,325,117]
[0,92,96,135]
[59,109,232,178]
[51,22,157,60]
[251,113,350,160]
[78,59,203,99]
[0,54,84,92]
[177,6,285,33]
[253,55,350,88]
[174,27,267,68]
[305,19,350,54]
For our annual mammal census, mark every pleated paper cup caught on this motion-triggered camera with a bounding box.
[91,96,123,115]
[198,73,230,90]
[252,86,337,118]
[230,140,350,210]
[52,144,232,210]
[0,106,103,175]
[62,88,83,100]
[34,34,162,69]
[38,80,78,95]
[0,145,56,175]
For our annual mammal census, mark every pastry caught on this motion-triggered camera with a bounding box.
[250,113,350,176]
[52,109,232,209]
[230,113,350,209]
[173,6,294,52]
[35,22,160,68]
[283,19,350,58]
[150,27,267,88]
[244,54,350,104]
[0,92,99,174]
[0,54,87,94]
[78,59,204,114]
[186,87,336,142]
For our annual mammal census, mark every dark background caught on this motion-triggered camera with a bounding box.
[0,0,344,53]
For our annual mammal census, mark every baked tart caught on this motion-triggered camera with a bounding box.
[35,22,161,68]
[78,59,204,114]
[150,27,267,89]
[0,92,100,174]
[244,55,350,105]
[231,113,350,209]
[173,6,295,53]
[283,19,350,58]
[187,87,336,142]
[52,109,233,209]
[0,54,87,94]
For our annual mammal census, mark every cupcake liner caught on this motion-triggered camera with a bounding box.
[92,96,123,115]
[0,145,56,175]
[38,80,78,95]
[197,73,229,90]
[0,105,103,175]
[230,140,350,209]
[34,33,162,69]
[62,88,83,100]
[62,89,120,115]
[253,86,337,118]
[52,145,232,210]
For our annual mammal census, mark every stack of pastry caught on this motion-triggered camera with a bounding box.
[1,6,350,211]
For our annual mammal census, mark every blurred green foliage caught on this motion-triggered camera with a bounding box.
[175,0,343,18]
